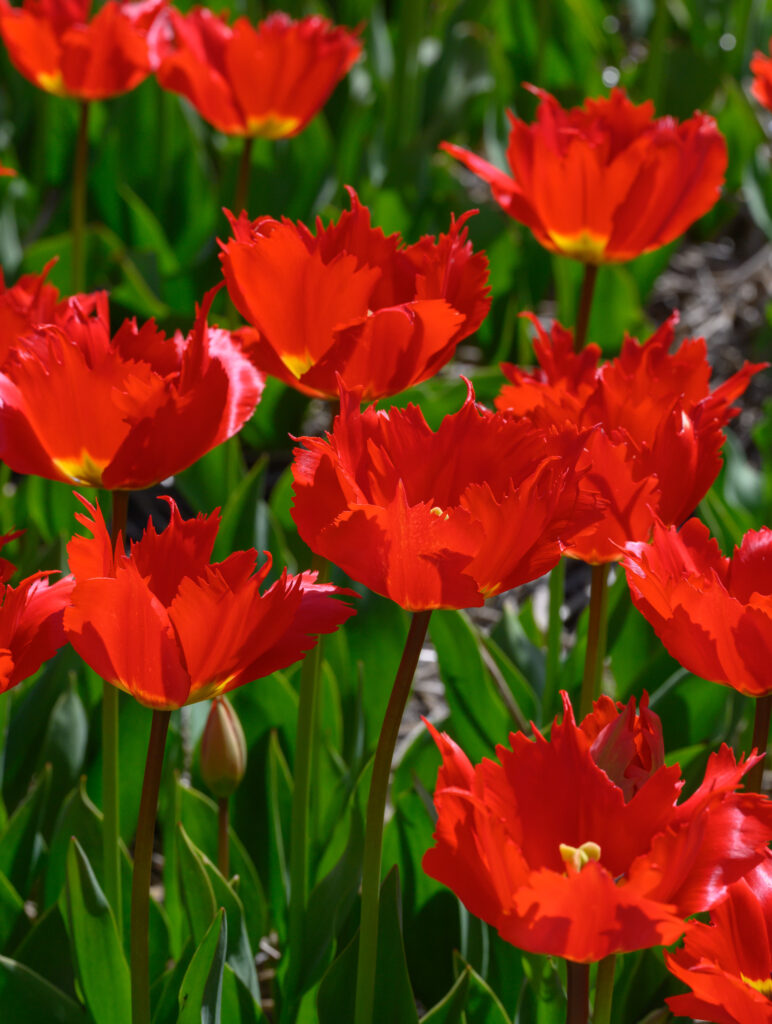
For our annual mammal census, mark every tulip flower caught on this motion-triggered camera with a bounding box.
[423,693,772,964]
[0,530,73,693]
[623,519,772,699]
[220,189,491,400]
[200,696,247,799]
[291,383,598,609]
[0,0,164,99]
[495,313,763,563]
[0,162,16,176]
[752,41,772,112]
[64,494,357,709]
[0,285,265,490]
[156,8,360,139]
[666,858,772,1023]
[441,86,727,264]
[0,260,68,361]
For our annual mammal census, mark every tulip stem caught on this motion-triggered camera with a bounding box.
[747,695,772,794]
[71,100,89,293]
[593,955,616,1024]
[235,136,253,214]
[574,263,598,353]
[131,709,171,1024]
[103,489,128,939]
[284,554,330,1019]
[543,557,566,722]
[566,961,590,1024]
[579,564,609,719]
[354,609,432,1024]
[217,797,229,877]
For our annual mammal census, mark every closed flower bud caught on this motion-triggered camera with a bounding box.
[200,697,247,798]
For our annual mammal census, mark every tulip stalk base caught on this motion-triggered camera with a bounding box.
[574,264,598,352]
[72,100,89,293]
[566,961,590,1024]
[131,709,171,1024]
[354,609,432,1024]
[103,490,128,938]
[593,955,616,1024]
[747,694,772,794]
[579,564,609,720]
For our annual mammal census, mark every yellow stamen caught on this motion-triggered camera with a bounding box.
[246,113,301,140]
[742,974,772,997]
[559,841,602,873]
[548,230,608,265]
[430,506,449,521]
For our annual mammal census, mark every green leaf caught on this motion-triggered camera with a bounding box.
[452,955,510,1024]
[150,940,193,1024]
[212,455,269,561]
[0,764,51,896]
[178,908,227,1024]
[203,857,261,1004]
[12,903,76,1001]
[220,964,266,1023]
[177,824,217,945]
[317,866,419,1024]
[64,838,130,1024]
[0,955,86,1024]
[178,782,268,950]
[0,868,24,951]
[419,967,470,1023]
[430,611,513,763]
[38,683,89,834]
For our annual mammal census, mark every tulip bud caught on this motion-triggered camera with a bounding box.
[200,697,247,798]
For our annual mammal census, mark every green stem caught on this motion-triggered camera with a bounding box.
[103,490,128,938]
[733,0,754,75]
[573,263,598,353]
[284,553,330,1019]
[217,797,229,878]
[354,609,432,1024]
[543,558,566,722]
[746,695,772,794]
[131,709,171,1024]
[579,564,609,719]
[644,0,669,110]
[566,961,590,1024]
[593,955,616,1024]
[234,136,254,214]
[71,100,89,293]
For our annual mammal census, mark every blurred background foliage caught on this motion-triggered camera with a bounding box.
[0,1,772,1022]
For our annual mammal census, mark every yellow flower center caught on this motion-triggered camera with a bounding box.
[36,70,67,96]
[559,841,602,873]
[246,112,302,139]
[547,229,608,265]
[741,974,772,998]
[52,451,108,487]
[430,506,449,521]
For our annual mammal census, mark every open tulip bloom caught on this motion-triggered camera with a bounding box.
[666,858,772,1023]
[0,0,164,99]
[291,383,599,610]
[0,285,264,490]
[495,313,763,563]
[156,8,361,139]
[441,86,727,264]
[0,529,73,693]
[623,519,772,699]
[64,495,357,709]
[423,693,772,964]
[220,189,491,400]
[752,40,772,113]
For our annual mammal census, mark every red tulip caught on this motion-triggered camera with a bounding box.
[752,41,772,113]
[495,313,763,562]
[442,86,727,264]
[0,162,16,177]
[0,260,67,362]
[0,285,264,490]
[220,188,491,400]
[156,8,360,138]
[0,0,164,99]
[291,384,597,610]
[64,495,356,709]
[423,694,772,963]
[0,530,73,693]
[624,519,772,698]
[667,858,772,1023]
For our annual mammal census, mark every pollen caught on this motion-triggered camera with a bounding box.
[559,841,602,873]
[52,451,108,487]
[430,506,449,520]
